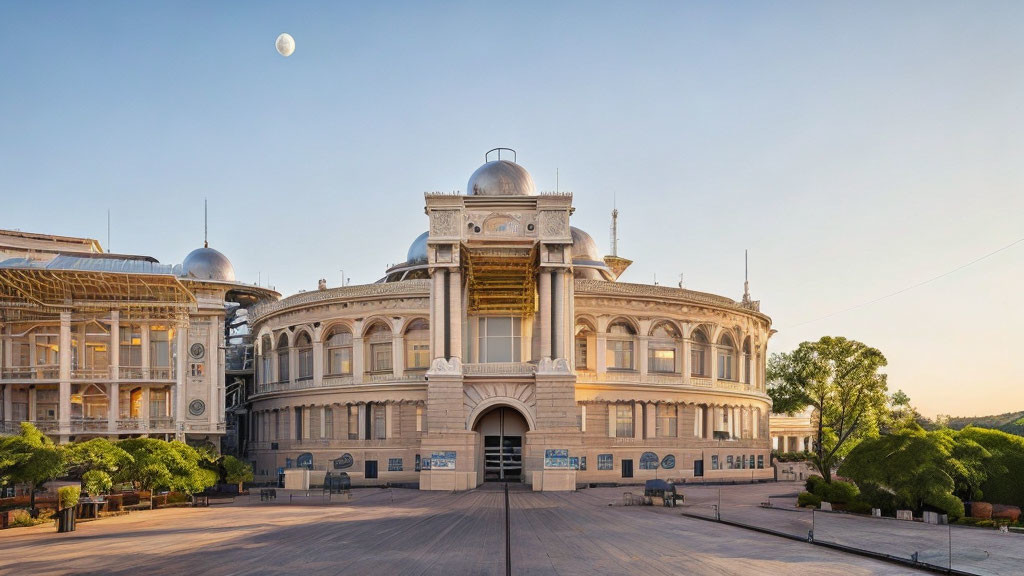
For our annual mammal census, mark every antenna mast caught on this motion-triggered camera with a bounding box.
[742,249,751,303]
[204,198,208,248]
[610,193,619,257]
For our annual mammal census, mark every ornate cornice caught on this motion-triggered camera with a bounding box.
[250,280,430,324]
[574,279,771,323]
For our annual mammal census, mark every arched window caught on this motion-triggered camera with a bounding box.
[260,335,272,384]
[690,328,709,377]
[276,333,290,382]
[365,323,393,373]
[606,320,636,371]
[405,319,430,370]
[743,337,752,384]
[717,333,736,381]
[325,327,353,376]
[648,322,680,373]
[574,320,596,370]
[296,332,313,380]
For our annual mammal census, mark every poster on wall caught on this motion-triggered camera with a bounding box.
[579,456,587,471]
[544,449,569,469]
[660,455,676,470]
[597,454,613,470]
[431,451,456,470]
[639,452,660,470]
[415,454,421,472]
[333,454,354,470]
[569,457,579,470]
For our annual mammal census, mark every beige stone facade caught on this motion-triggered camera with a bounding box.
[245,155,774,490]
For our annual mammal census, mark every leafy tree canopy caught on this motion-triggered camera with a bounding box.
[0,422,67,509]
[768,336,889,482]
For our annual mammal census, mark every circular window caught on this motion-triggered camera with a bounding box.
[188,399,206,417]
[190,343,206,359]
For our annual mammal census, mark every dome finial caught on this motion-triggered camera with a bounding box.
[204,198,208,248]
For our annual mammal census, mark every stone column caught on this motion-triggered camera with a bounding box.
[141,387,151,432]
[538,270,551,360]
[449,269,462,362]
[174,319,187,441]
[638,335,649,378]
[385,402,393,439]
[704,405,714,439]
[682,336,692,385]
[645,402,656,439]
[392,331,405,378]
[552,269,564,359]
[633,402,643,440]
[357,404,367,440]
[140,322,150,379]
[710,343,719,387]
[312,333,324,384]
[59,312,72,439]
[432,270,446,359]
[108,311,120,433]
[352,319,364,385]
[596,334,607,374]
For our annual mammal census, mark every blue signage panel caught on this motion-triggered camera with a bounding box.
[660,455,676,470]
[544,449,570,469]
[431,451,456,470]
[639,452,660,470]
[333,453,354,470]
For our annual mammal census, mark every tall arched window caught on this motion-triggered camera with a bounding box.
[405,319,430,370]
[325,327,353,375]
[690,328,709,377]
[365,323,393,373]
[574,320,596,370]
[276,333,290,382]
[717,333,737,381]
[606,320,636,371]
[260,335,272,384]
[296,332,313,381]
[648,322,680,373]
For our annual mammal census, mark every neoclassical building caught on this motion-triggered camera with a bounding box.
[246,151,774,490]
[0,229,275,446]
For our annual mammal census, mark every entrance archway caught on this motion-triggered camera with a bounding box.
[472,406,529,482]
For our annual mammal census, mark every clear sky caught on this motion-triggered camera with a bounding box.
[1,1,1021,418]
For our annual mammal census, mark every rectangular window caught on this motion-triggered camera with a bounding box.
[408,343,430,369]
[278,351,289,382]
[149,326,173,369]
[656,404,677,437]
[294,407,303,441]
[757,455,764,469]
[749,455,756,469]
[711,455,719,470]
[119,326,142,367]
[326,332,353,375]
[575,337,588,369]
[298,348,313,380]
[691,348,705,376]
[373,404,386,440]
[649,348,675,373]
[348,405,358,440]
[597,454,613,470]
[478,317,522,363]
[607,340,634,370]
[323,406,334,439]
[615,404,634,438]
[726,455,734,469]
[718,352,733,380]
[371,343,393,372]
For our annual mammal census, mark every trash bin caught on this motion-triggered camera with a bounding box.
[56,508,76,533]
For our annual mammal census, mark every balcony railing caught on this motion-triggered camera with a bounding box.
[1,366,60,380]
[252,372,426,396]
[71,368,109,380]
[71,418,109,432]
[149,417,174,430]
[463,362,536,377]
[575,371,758,394]
[117,419,144,431]
[29,420,59,433]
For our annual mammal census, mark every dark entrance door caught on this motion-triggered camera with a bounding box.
[365,460,378,479]
[476,407,527,482]
[622,459,633,478]
[694,459,704,477]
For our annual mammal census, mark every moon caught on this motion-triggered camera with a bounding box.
[275,33,295,57]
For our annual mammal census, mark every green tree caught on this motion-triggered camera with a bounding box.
[767,336,889,482]
[65,438,133,478]
[82,469,113,497]
[115,439,217,504]
[222,455,254,492]
[0,422,66,511]
[958,427,1024,508]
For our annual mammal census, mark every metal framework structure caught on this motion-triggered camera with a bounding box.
[0,269,195,321]
[464,246,537,315]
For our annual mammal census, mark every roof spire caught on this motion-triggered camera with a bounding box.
[204,198,208,248]
[742,249,751,304]
[610,193,619,257]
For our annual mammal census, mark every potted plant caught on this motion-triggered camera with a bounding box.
[56,485,80,533]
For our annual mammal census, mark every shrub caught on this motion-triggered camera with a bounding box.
[818,480,859,504]
[797,491,821,508]
[805,475,825,493]
[82,470,112,497]
[9,509,33,527]
[924,491,965,521]
[58,486,81,510]
[959,427,1024,509]
[992,504,1021,523]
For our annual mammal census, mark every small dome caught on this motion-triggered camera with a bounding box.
[407,231,429,264]
[570,227,602,262]
[182,246,235,282]
[467,160,536,196]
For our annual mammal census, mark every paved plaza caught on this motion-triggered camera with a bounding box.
[0,485,929,576]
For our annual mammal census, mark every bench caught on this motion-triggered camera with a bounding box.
[260,489,277,502]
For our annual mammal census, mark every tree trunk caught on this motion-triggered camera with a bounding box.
[815,409,828,483]
[28,481,36,513]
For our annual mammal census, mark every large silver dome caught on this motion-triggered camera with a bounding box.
[407,231,429,264]
[467,160,536,196]
[570,227,612,281]
[182,246,235,282]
